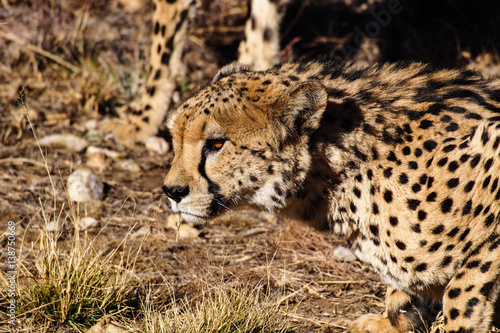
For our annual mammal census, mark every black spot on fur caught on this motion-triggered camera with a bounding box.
[407,199,420,210]
[396,241,406,250]
[415,263,427,272]
[441,256,453,267]
[383,189,393,203]
[399,173,408,184]
[447,178,460,188]
[426,192,437,202]
[423,140,437,152]
[462,200,472,215]
[441,198,453,213]
[432,225,445,235]
[429,241,442,252]
[389,216,398,226]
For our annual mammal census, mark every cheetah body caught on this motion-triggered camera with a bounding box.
[164,61,500,332]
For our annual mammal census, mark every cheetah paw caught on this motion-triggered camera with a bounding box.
[99,119,155,145]
[349,314,406,333]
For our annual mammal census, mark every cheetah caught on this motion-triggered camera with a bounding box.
[163,61,500,332]
[101,0,287,144]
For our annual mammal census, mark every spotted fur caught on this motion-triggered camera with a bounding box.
[163,61,500,332]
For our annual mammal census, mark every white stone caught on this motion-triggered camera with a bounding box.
[39,134,88,152]
[145,136,170,155]
[115,159,141,173]
[177,224,200,239]
[67,170,103,202]
[45,220,62,232]
[83,119,98,130]
[86,146,126,160]
[79,217,99,230]
[165,214,199,238]
[166,214,182,229]
[333,246,357,261]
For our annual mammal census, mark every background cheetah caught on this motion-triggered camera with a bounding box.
[100,0,288,144]
[164,61,500,332]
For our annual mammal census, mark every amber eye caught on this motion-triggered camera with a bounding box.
[205,138,226,152]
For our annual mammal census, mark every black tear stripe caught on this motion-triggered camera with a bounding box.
[199,147,226,216]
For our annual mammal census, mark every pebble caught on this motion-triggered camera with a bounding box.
[39,134,88,152]
[145,136,170,155]
[79,217,99,230]
[166,214,200,238]
[177,224,200,239]
[87,318,127,333]
[86,146,127,171]
[115,159,141,173]
[86,146,126,160]
[67,169,103,202]
[333,246,357,261]
[83,119,98,130]
[45,220,62,232]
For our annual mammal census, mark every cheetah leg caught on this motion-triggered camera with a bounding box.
[350,287,438,333]
[442,235,500,333]
[100,0,196,144]
[237,0,288,71]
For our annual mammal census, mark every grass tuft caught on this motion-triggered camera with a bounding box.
[15,219,136,329]
[141,282,294,333]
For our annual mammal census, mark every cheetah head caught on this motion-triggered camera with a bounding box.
[163,64,327,224]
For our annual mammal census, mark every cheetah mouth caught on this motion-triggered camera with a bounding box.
[178,210,209,224]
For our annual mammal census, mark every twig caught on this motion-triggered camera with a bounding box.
[317,280,367,285]
[0,29,81,73]
[0,157,47,167]
[283,312,347,330]
[281,0,309,41]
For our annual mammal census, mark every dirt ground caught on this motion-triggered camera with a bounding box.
[1,0,500,332]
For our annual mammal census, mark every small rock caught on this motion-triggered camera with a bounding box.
[86,151,108,171]
[166,214,200,238]
[83,119,98,130]
[118,0,144,12]
[45,220,62,232]
[87,318,127,333]
[39,134,88,152]
[166,214,182,229]
[145,136,170,155]
[67,170,103,202]
[86,146,126,160]
[79,217,99,230]
[115,159,141,173]
[334,246,357,261]
[131,225,151,238]
[178,224,200,239]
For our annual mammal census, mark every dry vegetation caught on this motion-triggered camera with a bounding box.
[0,0,500,332]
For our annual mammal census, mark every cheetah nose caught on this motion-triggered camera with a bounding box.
[162,185,190,203]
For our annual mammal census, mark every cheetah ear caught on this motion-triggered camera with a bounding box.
[275,81,328,135]
[212,63,251,84]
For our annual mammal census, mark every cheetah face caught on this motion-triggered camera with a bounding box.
[163,72,327,224]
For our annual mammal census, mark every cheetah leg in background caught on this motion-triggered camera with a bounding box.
[237,0,287,71]
[100,0,196,144]
[349,287,437,333]
[442,235,500,333]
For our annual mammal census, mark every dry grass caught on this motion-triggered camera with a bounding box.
[140,282,293,333]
